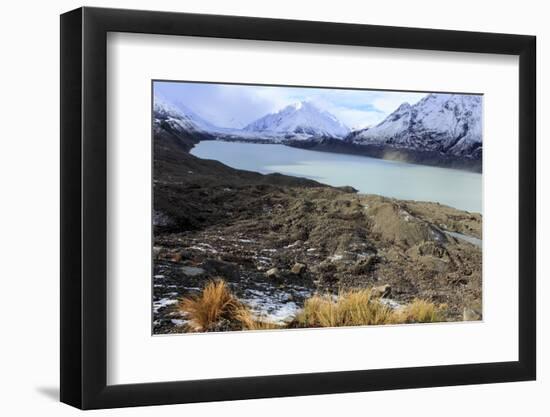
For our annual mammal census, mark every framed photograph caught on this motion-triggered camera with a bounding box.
[60,6,536,409]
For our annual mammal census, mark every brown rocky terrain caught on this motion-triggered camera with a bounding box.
[152,120,482,334]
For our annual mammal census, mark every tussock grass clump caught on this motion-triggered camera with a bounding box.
[394,299,447,323]
[294,289,397,328]
[180,279,283,332]
[180,279,242,331]
[294,290,447,328]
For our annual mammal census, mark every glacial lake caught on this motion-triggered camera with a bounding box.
[191,141,482,213]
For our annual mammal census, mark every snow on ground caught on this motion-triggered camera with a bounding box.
[153,298,178,313]
[238,284,313,325]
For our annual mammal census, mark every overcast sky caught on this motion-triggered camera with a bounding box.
[154,81,428,130]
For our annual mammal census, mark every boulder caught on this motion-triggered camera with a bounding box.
[171,252,183,263]
[351,255,378,275]
[153,246,162,259]
[180,266,205,277]
[371,284,391,298]
[201,259,240,280]
[463,308,481,321]
[266,267,281,279]
[320,273,339,285]
[290,263,307,275]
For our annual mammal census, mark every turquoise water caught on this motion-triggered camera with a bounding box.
[191,141,482,213]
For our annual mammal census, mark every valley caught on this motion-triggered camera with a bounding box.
[152,107,482,333]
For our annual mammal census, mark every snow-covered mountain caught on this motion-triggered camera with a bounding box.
[153,96,216,134]
[152,96,219,152]
[244,101,349,139]
[347,94,482,158]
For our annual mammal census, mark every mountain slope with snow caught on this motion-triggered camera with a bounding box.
[154,97,204,133]
[347,94,482,158]
[153,96,217,151]
[244,101,349,139]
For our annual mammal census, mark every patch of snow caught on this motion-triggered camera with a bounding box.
[239,284,313,325]
[153,298,178,313]
[445,231,482,248]
[379,298,403,310]
[399,209,412,222]
[188,244,218,254]
[244,296,300,325]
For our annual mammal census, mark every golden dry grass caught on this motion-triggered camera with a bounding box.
[180,279,447,332]
[294,290,447,328]
[180,279,283,332]
[294,289,397,328]
[180,279,243,331]
[394,299,447,323]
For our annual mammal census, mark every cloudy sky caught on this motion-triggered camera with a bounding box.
[154,81,428,130]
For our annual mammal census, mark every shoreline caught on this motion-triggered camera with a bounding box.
[191,139,483,214]
[209,135,483,173]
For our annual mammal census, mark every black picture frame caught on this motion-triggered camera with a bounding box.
[60,6,536,410]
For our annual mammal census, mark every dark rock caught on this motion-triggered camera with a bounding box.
[320,273,339,285]
[201,259,240,280]
[351,255,378,275]
[337,185,358,193]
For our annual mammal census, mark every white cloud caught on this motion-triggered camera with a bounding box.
[331,108,387,130]
[154,82,428,129]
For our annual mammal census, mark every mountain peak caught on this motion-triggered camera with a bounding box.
[395,102,412,112]
[350,93,482,158]
[283,100,319,113]
[290,101,306,110]
[244,101,349,139]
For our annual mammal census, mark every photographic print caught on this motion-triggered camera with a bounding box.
[152,81,482,334]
